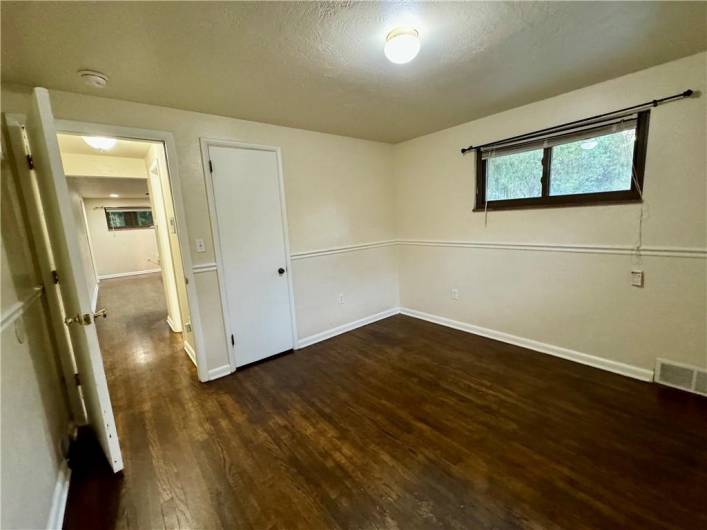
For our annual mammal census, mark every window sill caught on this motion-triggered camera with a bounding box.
[473,192,643,212]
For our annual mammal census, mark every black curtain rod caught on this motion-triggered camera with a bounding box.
[460,89,695,155]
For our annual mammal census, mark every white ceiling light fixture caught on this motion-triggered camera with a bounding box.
[77,69,108,88]
[109,193,120,198]
[82,136,117,151]
[384,27,421,64]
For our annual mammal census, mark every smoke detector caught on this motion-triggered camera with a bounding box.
[77,69,108,88]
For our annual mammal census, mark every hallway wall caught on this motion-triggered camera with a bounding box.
[83,197,161,279]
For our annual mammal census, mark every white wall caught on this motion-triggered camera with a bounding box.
[394,52,707,372]
[2,52,703,380]
[0,84,398,377]
[83,197,161,278]
[61,152,147,178]
[1,150,71,529]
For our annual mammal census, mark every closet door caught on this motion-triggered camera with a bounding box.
[206,143,295,367]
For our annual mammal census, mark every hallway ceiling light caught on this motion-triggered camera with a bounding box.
[384,27,420,64]
[83,136,117,151]
[109,193,120,198]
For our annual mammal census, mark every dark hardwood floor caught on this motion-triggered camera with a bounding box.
[64,274,707,529]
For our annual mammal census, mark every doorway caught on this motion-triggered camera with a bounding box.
[56,133,195,368]
[5,88,207,473]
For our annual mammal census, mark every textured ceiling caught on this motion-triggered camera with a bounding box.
[2,2,706,143]
[58,134,154,158]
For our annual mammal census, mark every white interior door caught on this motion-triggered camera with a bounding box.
[207,144,295,367]
[25,88,123,472]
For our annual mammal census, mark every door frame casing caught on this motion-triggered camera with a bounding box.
[199,138,298,372]
[53,119,210,382]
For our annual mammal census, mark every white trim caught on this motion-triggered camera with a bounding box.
[296,307,400,349]
[290,240,397,260]
[54,119,211,383]
[287,239,707,262]
[166,316,179,333]
[397,239,707,259]
[1,286,44,332]
[183,341,197,367]
[399,307,654,382]
[200,138,298,372]
[79,197,99,286]
[90,282,99,312]
[97,268,161,280]
[192,262,217,274]
[207,364,234,381]
[46,459,71,530]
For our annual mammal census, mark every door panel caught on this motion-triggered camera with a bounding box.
[26,88,123,472]
[208,145,294,367]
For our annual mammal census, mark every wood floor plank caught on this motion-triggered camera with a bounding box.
[63,274,707,529]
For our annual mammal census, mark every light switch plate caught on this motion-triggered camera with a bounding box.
[631,270,644,287]
[195,238,206,253]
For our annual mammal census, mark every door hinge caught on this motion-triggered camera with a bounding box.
[26,154,34,170]
[208,160,213,173]
[74,372,81,387]
[231,334,235,347]
[51,270,59,284]
[185,322,192,333]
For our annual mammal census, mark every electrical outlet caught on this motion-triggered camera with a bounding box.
[195,238,206,253]
[338,293,344,304]
[451,288,459,300]
[631,270,644,288]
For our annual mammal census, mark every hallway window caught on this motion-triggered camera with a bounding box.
[105,207,154,231]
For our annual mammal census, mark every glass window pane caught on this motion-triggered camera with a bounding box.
[550,129,635,196]
[136,211,153,227]
[486,149,543,201]
[109,211,126,229]
[106,209,153,230]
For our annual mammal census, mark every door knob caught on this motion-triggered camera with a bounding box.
[64,307,107,326]
[278,267,286,275]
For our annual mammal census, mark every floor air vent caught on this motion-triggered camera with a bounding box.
[655,359,707,397]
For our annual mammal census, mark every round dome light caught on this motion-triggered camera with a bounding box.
[77,69,108,88]
[82,136,117,151]
[384,28,420,64]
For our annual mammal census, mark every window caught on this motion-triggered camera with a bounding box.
[475,111,649,210]
[105,207,154,230]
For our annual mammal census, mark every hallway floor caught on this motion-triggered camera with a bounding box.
[63,274,707,529]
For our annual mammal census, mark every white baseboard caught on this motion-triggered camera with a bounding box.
[90,282,99,312]
[208,364,233,381]
[399,307,654,382]
[97,268,161,280]
[166,316,182,333]
[296,307,400,349]
[46,459,71,530]
[183,341,197,367]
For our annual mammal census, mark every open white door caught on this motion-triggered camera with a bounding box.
[25,88,123,472]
